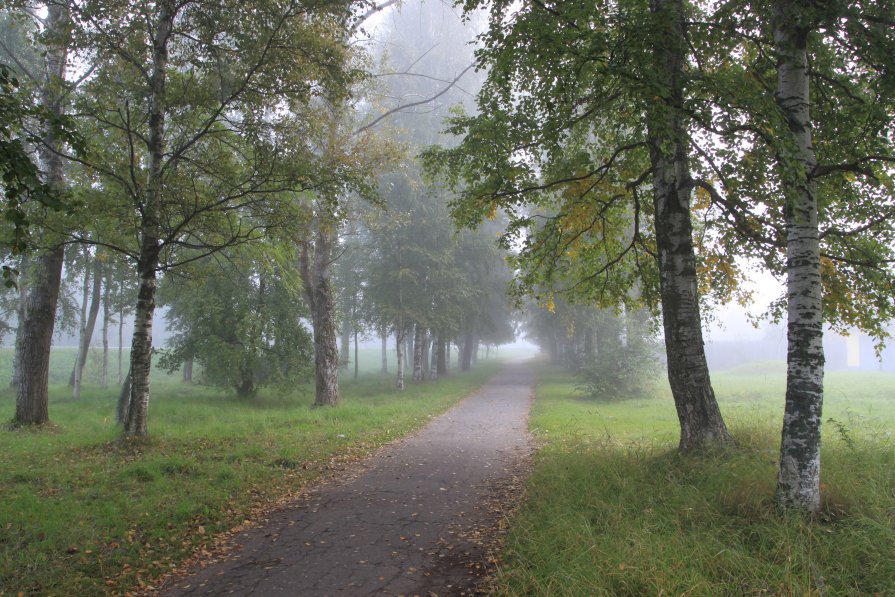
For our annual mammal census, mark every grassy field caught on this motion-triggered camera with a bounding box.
[491,360,895,596]
[0,347,504,596]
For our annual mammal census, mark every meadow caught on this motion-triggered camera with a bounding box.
[0,346,502,595]
[490,361,895,596]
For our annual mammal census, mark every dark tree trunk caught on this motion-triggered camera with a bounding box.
[70,247,90,386]
[72,255,103,399]
[117,367,132,424]
[235,369,255,398]
[299,221,341,407]
[380,327,388,374]
[429,334,439,380]
[339,316,350,369]
[118,298,124,385]
[460,328,474,371]
[583,324,594,361]
[101,267,110,388]
[395,323,406,390]
[13,4,69,426]
[421,332,430,378]
[549,327,560,365]
[436,336,448,376]
[648,0,731,452]
[182,357,193,383]
[412,324,424,382]
[773,0,824,512]
[15,246,64,426]
[10,256,29,389]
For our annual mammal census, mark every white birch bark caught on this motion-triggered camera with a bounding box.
[123,1,173,437]
[773,0,824,512]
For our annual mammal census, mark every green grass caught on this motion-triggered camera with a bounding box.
[491,360,895,596]
[0,353,504,596]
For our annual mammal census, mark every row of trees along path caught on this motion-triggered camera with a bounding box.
[424,0,895,514]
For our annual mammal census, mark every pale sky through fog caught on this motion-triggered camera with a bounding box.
[704,267,785,344]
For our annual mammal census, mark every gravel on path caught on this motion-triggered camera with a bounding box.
[159,360,535,596]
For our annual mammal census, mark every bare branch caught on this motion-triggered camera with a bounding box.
[353,63,475,136]
[351,0,401,34]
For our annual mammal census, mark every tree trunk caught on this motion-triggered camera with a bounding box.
[299,221,341,407]
[395,324,406,390]
[430,334,439,380]
[773,0,824,512]
[183,357,193,383]
[101,267,110,388]
[13,4,69,426]
[15,246,64,425]
[70,246,91,387]
[117,367,132,424]
[460,328,474,371]
[583,324,594,361]
[436,336,447,376]
[353,327,359,380]
[10,256,29,389]
[123,254,158,437]
[123,2,172,438]
[339,316,350,368]
[421,331,430,378]
[72,255,103,399]
[118,297,124,385]
[412,324,424,382]
[235,368,255,397]
[380,327,388,374]
[549,327,560,364]
[648,0,731,452]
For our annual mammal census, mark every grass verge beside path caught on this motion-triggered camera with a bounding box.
[490,361,895,596]
[0,361,502,596]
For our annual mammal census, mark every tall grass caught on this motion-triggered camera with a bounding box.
[491,362,895,596]
[0,349,503,596]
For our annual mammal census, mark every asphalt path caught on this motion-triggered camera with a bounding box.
[160,360,535,596]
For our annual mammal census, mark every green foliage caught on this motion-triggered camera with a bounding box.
[0,62,80,271]
[490,363,895,595]
[0,353,504,595]
[692,1,895,342]
[577,309,660,401]
[158,244,312,397]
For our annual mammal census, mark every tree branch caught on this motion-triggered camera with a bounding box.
[353,63,475,136]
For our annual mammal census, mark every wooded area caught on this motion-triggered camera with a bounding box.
[1,0,894,593]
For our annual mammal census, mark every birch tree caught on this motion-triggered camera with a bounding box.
[65,0,360,436]
[426,0,733,451]
[11,3,75,426]
[697,0,895,511]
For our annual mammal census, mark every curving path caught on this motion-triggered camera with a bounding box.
[160,360,534,596]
